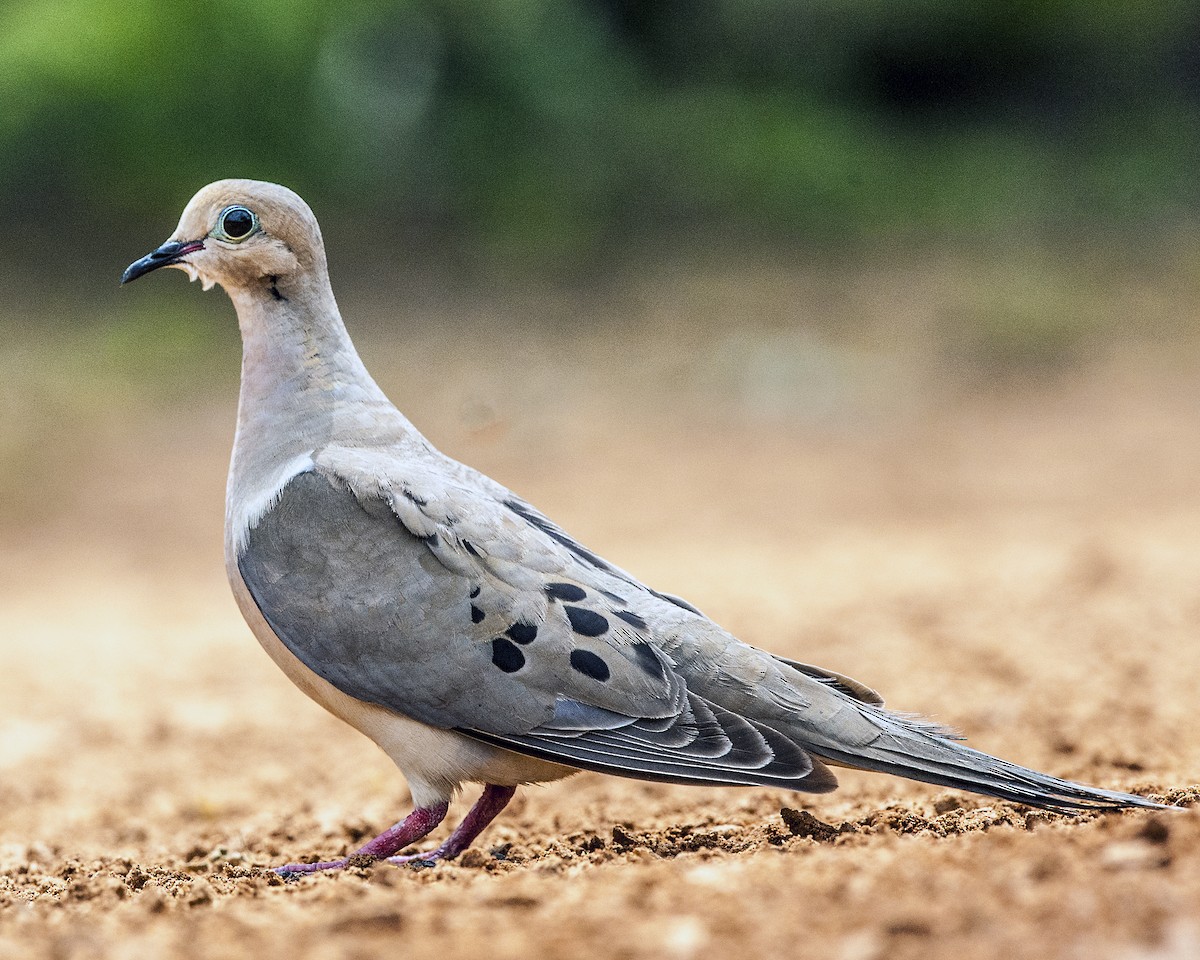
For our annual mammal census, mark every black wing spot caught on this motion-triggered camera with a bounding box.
[402,488,428,507]
[649,589,703,615]
[615,610,648,631]
[546,582,587,602]
[470,605,485,624]
[492,638,525,673]
[564,606,609,637]
[469,586,481,599]
[630,640,665,679]
[506,622,538,645]
[555,538,613,573]
[569,649,610,682]
[504,499,615,572]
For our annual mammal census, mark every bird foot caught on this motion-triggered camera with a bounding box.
[271,849,444,878]
[386,846,453,868]
[273,856,359,877]
[269,786,515,878]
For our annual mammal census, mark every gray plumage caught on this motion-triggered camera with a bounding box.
[122,180,1169,872]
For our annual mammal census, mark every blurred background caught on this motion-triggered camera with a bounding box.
[5,0,1200,258]
[4,1,1200,369]
[0,2,1198,626]
[2,0,1200,385]
[0,0,1197,533]
[3,0,1200,649]
[1,0,1198,492]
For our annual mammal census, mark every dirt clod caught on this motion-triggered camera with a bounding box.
[780,808,839,841]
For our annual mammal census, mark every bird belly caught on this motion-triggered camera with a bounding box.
[225,555,578,807]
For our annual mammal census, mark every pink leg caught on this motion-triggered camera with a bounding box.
[274,801,449,876]
[389,784,516,865]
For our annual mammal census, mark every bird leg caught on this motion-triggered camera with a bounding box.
[273,801,450,875]
[388,784,517,865]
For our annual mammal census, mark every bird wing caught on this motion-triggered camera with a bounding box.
[235,448,838,789]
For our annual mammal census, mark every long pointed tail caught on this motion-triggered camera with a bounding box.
[813,710,1170,813]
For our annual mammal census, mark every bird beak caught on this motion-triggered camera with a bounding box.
[120,239,206,284]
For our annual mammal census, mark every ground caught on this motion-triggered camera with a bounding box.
[1,265,1198,959]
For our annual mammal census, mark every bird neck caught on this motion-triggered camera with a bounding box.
[224,274,421,538]
[232,276,383,407]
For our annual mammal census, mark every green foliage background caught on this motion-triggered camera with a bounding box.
[3,0,1200,263]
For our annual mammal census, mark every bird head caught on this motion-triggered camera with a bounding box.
[120,179,327,297]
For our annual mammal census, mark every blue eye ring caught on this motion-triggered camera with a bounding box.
[214,205,258,243]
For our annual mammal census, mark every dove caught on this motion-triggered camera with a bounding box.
[121,180,1169,874]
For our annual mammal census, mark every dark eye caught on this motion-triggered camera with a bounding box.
[216,205,257,242]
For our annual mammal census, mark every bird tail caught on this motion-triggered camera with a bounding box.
[810,709,1170,813]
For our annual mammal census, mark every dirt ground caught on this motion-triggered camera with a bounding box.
[2,274,1199,960]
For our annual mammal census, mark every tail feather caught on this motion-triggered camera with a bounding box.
[812,712,1170,813]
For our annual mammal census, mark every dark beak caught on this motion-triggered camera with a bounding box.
[120,239,205,284]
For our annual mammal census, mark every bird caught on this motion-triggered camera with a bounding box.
[121,179,1168,874]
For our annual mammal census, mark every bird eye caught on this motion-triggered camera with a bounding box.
[214,205,258,242]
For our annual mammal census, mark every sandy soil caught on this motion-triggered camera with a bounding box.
[1,301,1199,960]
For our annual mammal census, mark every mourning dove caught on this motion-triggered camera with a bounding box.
[122,180,1168,874]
